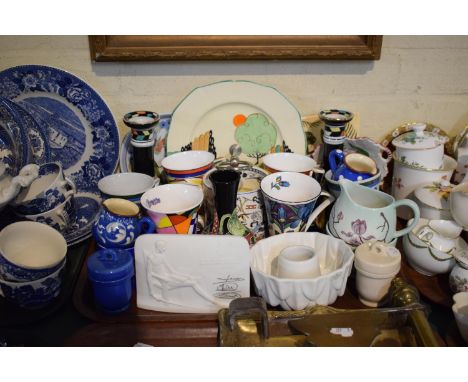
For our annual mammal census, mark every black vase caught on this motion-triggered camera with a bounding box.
[209,170,240,233]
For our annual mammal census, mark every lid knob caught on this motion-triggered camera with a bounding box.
[412,123,427,137]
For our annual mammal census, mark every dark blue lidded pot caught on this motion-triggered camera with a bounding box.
[87,248,134,314]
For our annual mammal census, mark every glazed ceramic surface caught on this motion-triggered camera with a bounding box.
[119,113,171,171]
[140,184,203,234]
[262,152,318,174]
[276,245,320,279]
[203,167,267,242]
[250,232,354,310]
[4,98,50,165]
[450,182,468,229]
[98,172,159,203]
[328,149,377,181]
[93,198,155,249]
[392,154,457,219]
[0,260,65,309]
[13,162,75,215]
[0,65,120,195]
[260,172,332,235]
[414,181,453,221]
[21,195,75,232]
[354,240,401,307]
[324,169,381,198]
[0,221,67,282]
[343,137,392,178]
[166,80,306,164]
[0,97,31,176]
[416,220,462,254]
[87,248,134,313]
[328,179,420,246]
[0,164,39,212]
[402,218,457,276]
[450,249,468,293]
[135,234,250,313]
[62,193,102,246]
[452,292,468,343]
[392,123,447,170]
[162,150,215,186]
[454,147,468,184]
[325,223,398,250]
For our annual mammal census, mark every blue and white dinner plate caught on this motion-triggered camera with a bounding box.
[0,98,31,176]
[2,97,51,165]
[0,65,120,195]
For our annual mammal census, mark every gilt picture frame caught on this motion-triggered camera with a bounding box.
[89,35,382,61]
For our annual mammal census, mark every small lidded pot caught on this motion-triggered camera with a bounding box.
[414,180,454,221]
[354,240,401,307]
[392,123,448,170]
[87,248,134,314]
[449,247,468,293]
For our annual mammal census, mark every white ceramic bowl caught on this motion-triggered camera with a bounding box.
[392,154,457,219]
[324,169,381,198]
[262,152,318,174]
[98,172,159,203]
[402,218,457,276]
[250,232,354,310]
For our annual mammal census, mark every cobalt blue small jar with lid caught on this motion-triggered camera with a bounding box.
[87,248,134,314]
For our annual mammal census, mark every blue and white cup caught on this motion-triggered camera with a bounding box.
[21,196,76,233]
[0,221,67,282]
[13,162,76,215]
[0,260,66,309]
[260,172,333,236]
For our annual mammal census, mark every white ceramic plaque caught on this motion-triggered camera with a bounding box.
[135,234,250,313]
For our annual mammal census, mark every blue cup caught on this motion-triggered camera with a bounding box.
[328,149,378,181]
[87,248,134,314]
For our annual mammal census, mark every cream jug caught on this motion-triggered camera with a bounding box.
[328,179,420,247]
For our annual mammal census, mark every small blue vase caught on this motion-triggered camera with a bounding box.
[93,198,155,249]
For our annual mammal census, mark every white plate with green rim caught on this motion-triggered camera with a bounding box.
[166,80,306,165]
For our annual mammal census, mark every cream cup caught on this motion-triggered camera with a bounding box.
[276,245,320,279]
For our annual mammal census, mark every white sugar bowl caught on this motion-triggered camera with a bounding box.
[392,123,448,170]
[354,240,401,307]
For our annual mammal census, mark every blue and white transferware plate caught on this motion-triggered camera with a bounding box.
[3,98,51,165]
[63,193,102,246]
[119,113,171,172]
[0,65,120,195]
[0,98,31,176]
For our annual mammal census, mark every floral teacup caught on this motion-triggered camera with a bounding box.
[260,172,333,236]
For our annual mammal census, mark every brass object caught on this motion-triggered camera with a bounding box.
[219,277,439,347]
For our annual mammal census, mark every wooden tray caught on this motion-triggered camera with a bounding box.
[73,241,404,324]
[72,240,218,324]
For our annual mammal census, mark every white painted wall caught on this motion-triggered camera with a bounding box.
[0,35,467,141]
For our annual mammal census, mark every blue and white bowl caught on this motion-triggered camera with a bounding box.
[0,221,67,282]
[0,259,65,309]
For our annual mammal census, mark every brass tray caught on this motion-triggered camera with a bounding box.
[219,278,440,347]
